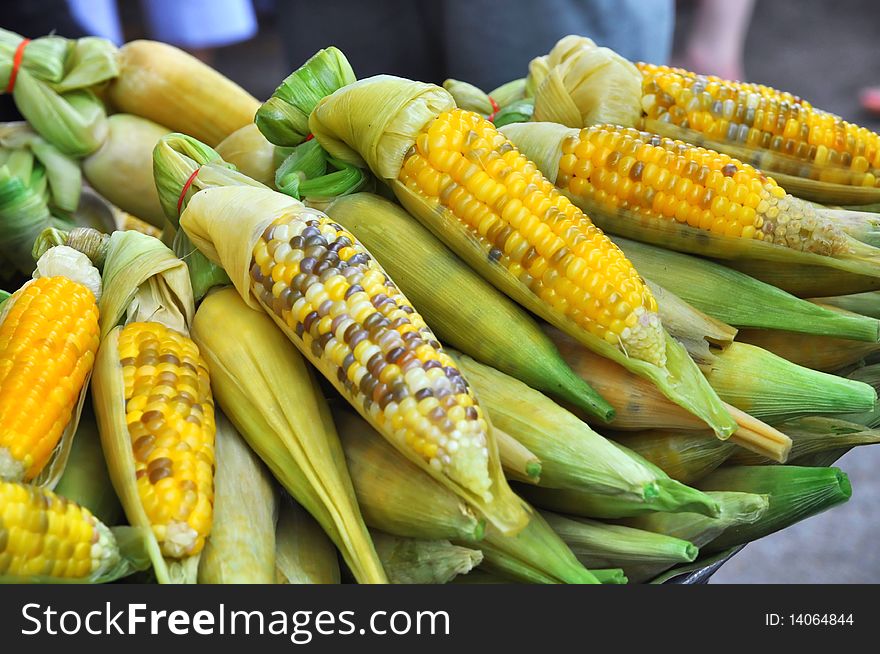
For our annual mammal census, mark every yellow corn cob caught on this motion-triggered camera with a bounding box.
[553,124,848,255]
[0,480,119,580]
[251,211,493,500]
[116,321,215,558]
[397,108,665,365]
[638,63,880,190]
[0,276,99,482]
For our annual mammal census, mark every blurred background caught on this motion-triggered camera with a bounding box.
[4,0,879,582]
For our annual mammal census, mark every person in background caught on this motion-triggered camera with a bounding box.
[66,0,258,62]
[276,0,675,91]
[673,0,755,81]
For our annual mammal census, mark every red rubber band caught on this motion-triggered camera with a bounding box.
[304,133,314,141]
[177,167,201,216]
[6,38,30,93]
[487,96,500,123]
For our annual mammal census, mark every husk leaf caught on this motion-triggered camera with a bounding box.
[275,496,342,584]
[216,123,278,187]
[372,531,482,584]
[610,429,737,484]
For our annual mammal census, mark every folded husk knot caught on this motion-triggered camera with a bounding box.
[527,35,642,129]
[0,29,117,156]
[256,46,357,147]
[309,75,455,180]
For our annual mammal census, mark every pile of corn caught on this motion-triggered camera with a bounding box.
[2,30,879,584]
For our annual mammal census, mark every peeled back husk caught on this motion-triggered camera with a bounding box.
[83,114,171,228]
[275,497,341,584]
[108,40,259,146]
[192,287,386,584]
[371,531,482,584]
[180,185,528,536]
[197,412,278,584]
[324,192,614,420]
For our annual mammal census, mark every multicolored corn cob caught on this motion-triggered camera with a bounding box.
[117,321,215,558]
[0,480,119,580]
[250,210,492,498]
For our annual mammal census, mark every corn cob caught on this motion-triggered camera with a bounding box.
[451,351,703,507]
[0,480,134,582]
[703,341,876,420]
[215,124,278,188]
[108,40,259,147]
[335,410,484,542]
[727,417,880,466]
[614,236,880,341]
[0,246,101,485]
[53,404,123,526]
[697,466,852,552]
[192,287,386,584]
[610,429,737,484]
[503,121,880,286]
[546,326,792,461]
[544,511,698,582]
[618,490,769,582]
[737,327,880,373]
[638,63,880,203]
[197,413,277,584]
[371,531,482,584]
[470,509,599,584]
[83,114,171,228]
[324,192,614,420]
[180,186,527,535]
[277,57,735,437]
[275,497,341,585]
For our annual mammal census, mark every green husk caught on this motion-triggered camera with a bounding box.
[192,288,386,584]
[813,290,880,319]
[697,466,852,551]
[324,192,613,420]
[0,29,117,156]
[451,351,664,500]
[502,120,880,298]
[840,365,880,428]
[256,46,356,147]
[83,114,170,227]
[335,410,484,542]
[275,497,341,584]
[215,123,278,187]
[614,237,880,342]
[467,510,599,584]
[544,511,698,581]
[1,121,81,214]
[0,163,60,274]
[372,531,483,584]
[274,139,370,208]
[53,404,123,526]
[442,79,494,115]
[593,568,628,584]
[172,228,230,302]
[702,341,876,421]
[727,417,880,466]
[618,490,768,581]
[493,99,535,128]
[610,429,737,484]
[0,289,9,306]
[197,413,278,584]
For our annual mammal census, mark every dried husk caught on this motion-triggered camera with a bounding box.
[180,186,528,536]
[737,324,880,372]
[192,287,386,584]
[610,429,737,484]
[197,412,278,584]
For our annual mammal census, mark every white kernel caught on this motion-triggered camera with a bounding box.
[273,224,291,241]
[273,242,292,262]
